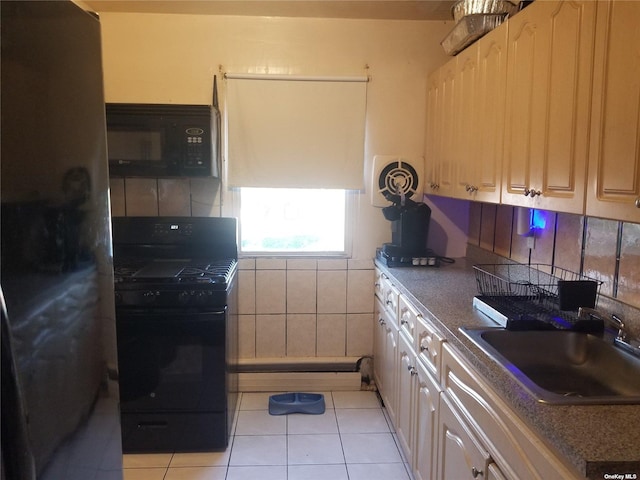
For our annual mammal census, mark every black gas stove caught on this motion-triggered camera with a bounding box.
[114,258,237,307]
[112,216,239,453]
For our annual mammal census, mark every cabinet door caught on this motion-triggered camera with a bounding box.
[396,332,416,465]
[454,43,480,199]
[425,70,441,194]
[473,23,508,204]
[587,0,640,222]
[503,0,596,213]
[437,394,491,480]
[438,58,457,197]
[373,298,387,394]
[414,359,441,480]
[381,312,398,426]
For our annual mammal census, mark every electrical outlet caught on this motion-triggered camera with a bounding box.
[527,234,536,249]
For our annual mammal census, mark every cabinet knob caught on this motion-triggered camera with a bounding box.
[420,345,429,353]
[401,319,409,326]
[471,467,484,478]
[635,197,640,208]
[529,189,541,198]
[408,366,418,376]
[523,188,531,196]
[378,318,386,326]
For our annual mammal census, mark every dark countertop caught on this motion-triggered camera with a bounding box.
[375,245,640,480]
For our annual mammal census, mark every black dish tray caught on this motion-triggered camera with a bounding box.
[475,295,604,334]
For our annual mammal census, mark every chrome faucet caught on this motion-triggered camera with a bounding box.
[578,307,640,358]
[578,307,627,341]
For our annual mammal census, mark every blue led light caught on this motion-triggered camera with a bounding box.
[531,209,547,230]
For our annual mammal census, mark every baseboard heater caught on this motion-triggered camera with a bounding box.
[237,357,363,392]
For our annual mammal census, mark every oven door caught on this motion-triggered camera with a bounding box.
[116,307,227,413]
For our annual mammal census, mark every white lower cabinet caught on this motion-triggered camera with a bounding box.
[441,343,581,480]
[373,276,583,480]
[396,331,417,466]
[373,296,399,426]
[413,357,441,480]
[437,394,492,480]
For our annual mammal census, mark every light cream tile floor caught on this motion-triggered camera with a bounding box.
[122,391,414,480]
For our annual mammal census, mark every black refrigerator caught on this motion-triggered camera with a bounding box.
[1,1,123,479]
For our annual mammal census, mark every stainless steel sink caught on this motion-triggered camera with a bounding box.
[459,327,640,405]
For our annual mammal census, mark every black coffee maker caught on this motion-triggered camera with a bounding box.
[379,198,432,264]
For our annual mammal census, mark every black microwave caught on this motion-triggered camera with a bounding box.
[105,103,219,178]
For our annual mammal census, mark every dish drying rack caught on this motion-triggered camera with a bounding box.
[473,264,604,331]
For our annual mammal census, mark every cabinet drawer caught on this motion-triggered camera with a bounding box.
[374,268,384,300]
[441,344,580,480]
[416,312,444,380]
[379,273,400,322]
[398,295,419,347]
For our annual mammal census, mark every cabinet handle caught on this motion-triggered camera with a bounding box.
[635,197,640,208]
[386,300,393,306]
[471,467,484,478]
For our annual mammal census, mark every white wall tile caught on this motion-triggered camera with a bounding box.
[238,258,255,270]
[125,178,158,216]
[287,259,317,270]
[318,259,348,270]
[158,178,191,216]
[317,271,347,314]
[348,259,373,270]
[346,313,373,357]
[347,269,374,313]
[238,270,256,315]
[256,270,286,314]
[255,314,286,358]
[190,177,220,216]
[287,270,317,313]
[317,314,346,357]
[256,258,287,270]
[238,314,256,358]
[286,314,317,357]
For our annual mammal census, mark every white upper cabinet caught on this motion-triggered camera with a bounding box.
[586,0,640,222]
[460,24,507,203]
[502,0,596,214]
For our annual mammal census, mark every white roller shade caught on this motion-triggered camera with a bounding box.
[225,74,367,189]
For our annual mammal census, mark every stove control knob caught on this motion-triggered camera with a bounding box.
[195,291,211,305]
[143,291,157,304]
[178,291,192,305]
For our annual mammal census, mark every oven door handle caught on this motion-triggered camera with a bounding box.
[116,308,227,317]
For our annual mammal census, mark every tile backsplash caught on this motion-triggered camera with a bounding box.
[468,202,640,310]
[237,258,374,362]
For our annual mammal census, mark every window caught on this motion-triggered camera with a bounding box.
[239,188,348,255]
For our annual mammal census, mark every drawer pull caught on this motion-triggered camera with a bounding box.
[471,467,484,478]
